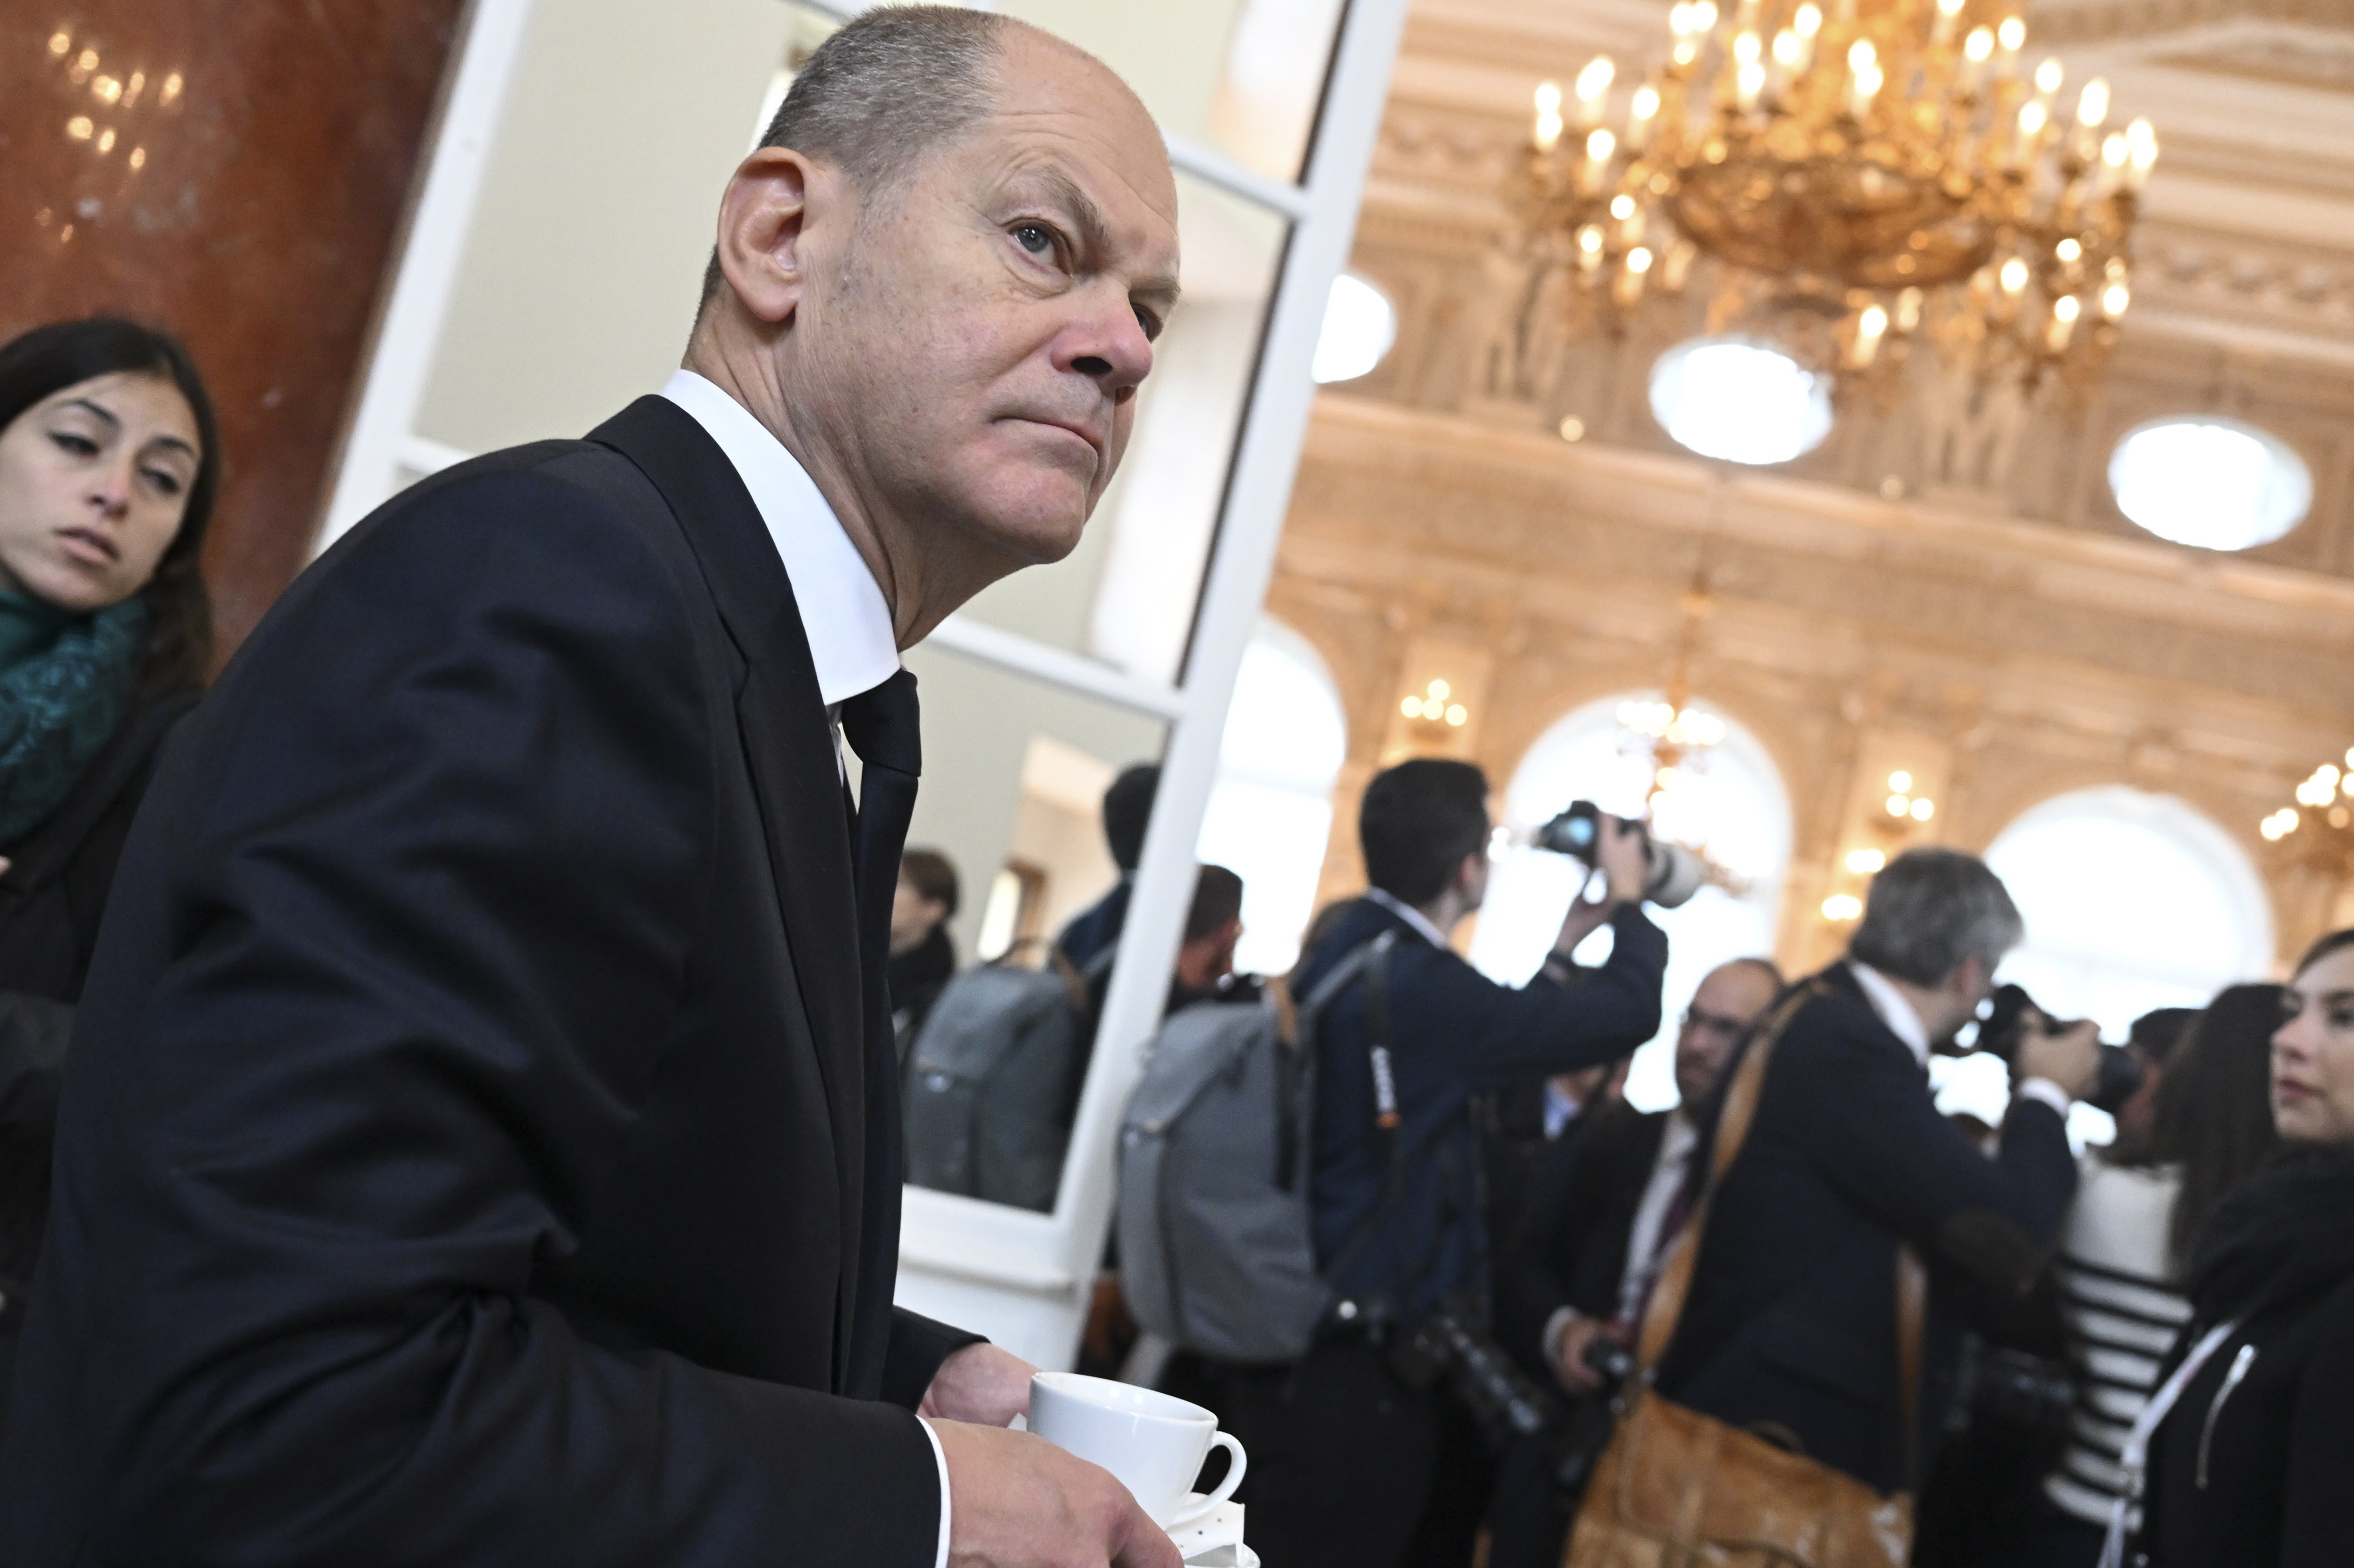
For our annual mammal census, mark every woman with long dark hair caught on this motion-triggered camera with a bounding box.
[2123,931,2354,1567]
[2009,983,2288,1565]
[0,317,217,1407]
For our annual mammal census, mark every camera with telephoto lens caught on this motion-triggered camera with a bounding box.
[1551,1334,1637,1501]
[1534,801,1708,910]
[1388,1308,1560,1450]
[1973,983,2144,1115]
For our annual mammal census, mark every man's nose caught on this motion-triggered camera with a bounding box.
[1057,288,1155,396]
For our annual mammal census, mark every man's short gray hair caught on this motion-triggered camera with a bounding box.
[1848,847,2023,987]
[699,6,1012,307]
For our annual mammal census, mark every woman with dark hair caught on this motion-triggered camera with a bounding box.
[2009,984,2287,1565]
[0,317,217,1407]
[2121,930,2354,1568]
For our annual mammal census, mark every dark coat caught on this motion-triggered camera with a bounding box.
[1496,1102,1670,1371]
[0,691,195,1399]
[2140,1150,2354,1568]
[1294,897,1668,1328]
[1654,963,2077,1495]
[0,399,973,1567]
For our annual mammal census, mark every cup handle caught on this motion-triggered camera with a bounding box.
[1163,1433,1247,1528]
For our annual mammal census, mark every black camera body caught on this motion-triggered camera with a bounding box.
[1533,800,1708,910]
[1975,983,2144,1115]
[1550,1334,1637,1500]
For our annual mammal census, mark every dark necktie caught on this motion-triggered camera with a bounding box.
[838,669,922,1016]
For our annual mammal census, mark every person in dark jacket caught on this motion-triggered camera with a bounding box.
[0,318,217,1410]
[1485,956,1782,1568]
[1054,760,1156,970]
[888,846,960,1066]
[1655,848,2097,1499]
[2131,928,2354,1568]
[1191,757,1669,1568]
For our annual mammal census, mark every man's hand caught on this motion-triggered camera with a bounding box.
[2016,1014,2102,1101]
[1595,816,1652,908]
[921,1343,1039,1427]
[1549,887,1614,961]
[931,1419,1184,1568]
[1547,1311,1622,1396]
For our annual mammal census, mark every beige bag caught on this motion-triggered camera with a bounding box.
[1564,983,1926,1568]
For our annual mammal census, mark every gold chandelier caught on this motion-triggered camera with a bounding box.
[1508,0,2158,395]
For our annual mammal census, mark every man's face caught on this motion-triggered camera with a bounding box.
[1674,963,1780,1107]
[890,875,948,957]
[797,34,1179,568]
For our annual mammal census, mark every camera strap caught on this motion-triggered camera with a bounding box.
[1307,931,1429,1325]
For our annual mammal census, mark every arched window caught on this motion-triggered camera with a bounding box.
[1986,786,2275,1029]
[1931,787,2277,1145]
[1469,694,1791,1111]
[1196,619,1348,976]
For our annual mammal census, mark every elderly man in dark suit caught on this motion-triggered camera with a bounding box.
[1654,849,2099,1499]
[0,10,1182,1568]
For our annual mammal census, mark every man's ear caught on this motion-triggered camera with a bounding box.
[713,148,825,326]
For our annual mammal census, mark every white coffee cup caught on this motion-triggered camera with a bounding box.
[1028,1371,1247,1528]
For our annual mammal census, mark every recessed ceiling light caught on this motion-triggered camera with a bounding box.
[2107,416,2310,551]
[1648,337,1833,465]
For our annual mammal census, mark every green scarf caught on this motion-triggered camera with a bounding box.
[0,593,149,848]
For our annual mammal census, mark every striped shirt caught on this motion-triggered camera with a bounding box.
[2044,1160,2193,1529]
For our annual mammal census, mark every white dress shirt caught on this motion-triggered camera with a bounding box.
[1364,887,1455,952]
[1614,1107,1701,1324]
[660,371,949,1568]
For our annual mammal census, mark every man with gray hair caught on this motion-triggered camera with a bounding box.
[1642,848,2099,1501]
[0,9,1180,1568]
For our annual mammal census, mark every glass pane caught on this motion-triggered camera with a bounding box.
[957,170,1286,686]
[893,644,1167,1213]
[995,0,1345,182]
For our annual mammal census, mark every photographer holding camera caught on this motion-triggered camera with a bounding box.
[1607,848,2094,1563]
[1194,759,1668,1568]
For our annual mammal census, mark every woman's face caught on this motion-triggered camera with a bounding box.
[2272,946,2354,1146]
[0,371,200,614]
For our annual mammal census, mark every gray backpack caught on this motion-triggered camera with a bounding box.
[1116,933,1397,1364]
[902,945,1109,1213]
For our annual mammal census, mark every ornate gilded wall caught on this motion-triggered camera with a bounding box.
[1272,0,2354,973]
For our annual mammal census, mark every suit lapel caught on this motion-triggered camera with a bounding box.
[590,397,868,1389]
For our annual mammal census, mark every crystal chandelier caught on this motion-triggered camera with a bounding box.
[1506,0,2158,396]
[2261,755,2354,846]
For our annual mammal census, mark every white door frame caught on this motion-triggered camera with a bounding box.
[317,0,1411,1371]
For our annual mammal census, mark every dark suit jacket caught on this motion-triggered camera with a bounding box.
[0,690,196,1409]
[1294,897,1668,1329]
[1653,963,2077,1494]
[0,398,974,1566]
[1496,1102,1669,1375]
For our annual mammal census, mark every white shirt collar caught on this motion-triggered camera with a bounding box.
[1848,961,1931,1068]
[659,370,898,707]
[1363,888,1456,953]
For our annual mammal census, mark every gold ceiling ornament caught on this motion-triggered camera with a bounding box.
[1506,0,2157,397]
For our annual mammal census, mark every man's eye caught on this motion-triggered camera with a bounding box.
[1013,223,1055,257]
[1134,306,1162,340]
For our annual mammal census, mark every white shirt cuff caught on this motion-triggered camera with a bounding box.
[2015,1077,2072,1119]
[918,1416,952,1568]
[1542,1306,1579,1371]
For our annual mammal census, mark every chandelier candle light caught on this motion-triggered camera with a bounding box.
[1515,0,2157,392]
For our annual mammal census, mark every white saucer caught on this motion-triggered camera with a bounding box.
[1165,1496,1254,1565]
